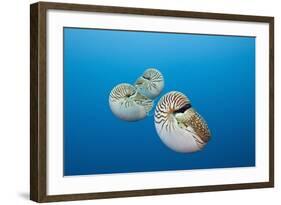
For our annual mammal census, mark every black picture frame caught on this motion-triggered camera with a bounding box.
[30,1,274,202]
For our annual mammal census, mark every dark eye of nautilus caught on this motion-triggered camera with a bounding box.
[143,75,151,80]
[126,92,134,97]
[126,90,136,97]
[174,103,192,114]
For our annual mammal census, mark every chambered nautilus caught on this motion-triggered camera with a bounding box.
[135,68,164,99]
[154,91,211,153]
[109,83,153,121]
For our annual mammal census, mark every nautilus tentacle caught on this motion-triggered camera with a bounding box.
[109,83,153,121]
[135,68,164,99]
[154,91,211,153]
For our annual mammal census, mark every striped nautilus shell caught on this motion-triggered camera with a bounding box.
[109,83,153,121]
[154,91,211,153]
[135,68,164,99]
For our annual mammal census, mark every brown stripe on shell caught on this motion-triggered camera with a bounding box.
[155,91,190,133]
[138,68,163,91]
[109,83,136,102]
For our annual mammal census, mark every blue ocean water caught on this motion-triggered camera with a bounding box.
[63,27,255,176]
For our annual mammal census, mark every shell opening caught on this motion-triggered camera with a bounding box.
[142,75,151,80]
[174,103,192,114]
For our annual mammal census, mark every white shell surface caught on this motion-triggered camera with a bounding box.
[155,121,200,153]
[109,83,153,121]
[154,91,210,153]
[135,68,164,99]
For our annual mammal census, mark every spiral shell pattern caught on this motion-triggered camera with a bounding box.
[154,91,211,153]
[109,83,153,121]
[135,68,164,99]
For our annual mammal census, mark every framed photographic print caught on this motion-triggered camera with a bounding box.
[30,1,274,202]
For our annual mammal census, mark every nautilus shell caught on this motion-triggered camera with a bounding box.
[135,68,164,99]
[154,91,211,153]
[109,83,153,121]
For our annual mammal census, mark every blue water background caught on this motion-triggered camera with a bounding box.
[63,28,255,176]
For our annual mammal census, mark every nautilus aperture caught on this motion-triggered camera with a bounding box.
[109,83,153,121]
[135,68,164,99]
[154,91,211,153]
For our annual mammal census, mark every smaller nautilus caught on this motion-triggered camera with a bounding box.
[135,68,164,99]
[154,91,211,153]
[109,83,153,121]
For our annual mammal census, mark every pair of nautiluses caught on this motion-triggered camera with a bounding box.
[109,68,211,153]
